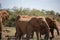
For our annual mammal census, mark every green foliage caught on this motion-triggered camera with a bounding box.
[4,7,60,27]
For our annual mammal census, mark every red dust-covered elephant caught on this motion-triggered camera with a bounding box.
[15,15,50,40]
[0,10,9,39]
[45,17,59,40]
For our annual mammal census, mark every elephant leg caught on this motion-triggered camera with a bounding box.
[26,29,31,40]
[26,33,31,40]
[15,32,22,40]
[26,29,32,40]
[44,35,48,40]
[50,29,54,40]
[55,27,59,35]
[0,24,2,40]
[0,32,2,40]
[36,31,39,40]
[19,33,23,40]
[44,30,49,40]
[30,31,34,39]
[44,34,49,40]
[40,33,44,40]
[15,33,18,40]
[40,33,42,40]
[44,32,49,40]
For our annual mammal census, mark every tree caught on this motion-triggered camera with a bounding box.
[56,12,60,16]
[50,10,55,15]
[22,8,30,15]
[30,9,41,16]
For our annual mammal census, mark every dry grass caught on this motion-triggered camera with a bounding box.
[2,26,16,40]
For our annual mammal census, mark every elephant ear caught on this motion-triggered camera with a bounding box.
[38,18,43,21]
[38,18,45,24]
[15,15,21,21]
[1,11,9,22]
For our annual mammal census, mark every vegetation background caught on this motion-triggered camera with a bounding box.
[2,7,60,27]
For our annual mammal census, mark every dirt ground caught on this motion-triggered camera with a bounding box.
[1,22,60,40]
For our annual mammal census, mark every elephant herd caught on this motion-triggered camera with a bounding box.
[15,15,59,40]
[0,10,59,40]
